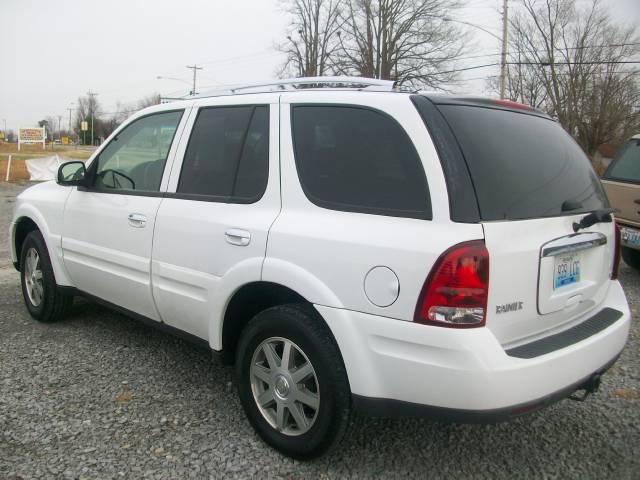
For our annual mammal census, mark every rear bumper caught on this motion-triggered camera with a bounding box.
[317,280,630,416]
[352,352,619,422]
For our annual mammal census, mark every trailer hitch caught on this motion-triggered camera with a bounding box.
[569,374,602,402]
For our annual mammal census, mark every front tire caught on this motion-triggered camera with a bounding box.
[20,230,72,322]
[235,304,351,459]
[621,246,640,271]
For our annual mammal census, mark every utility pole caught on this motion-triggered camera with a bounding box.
[186,65,203,96]
[87,91,98,146]
[67,104,74,143]
[499,0,509,99]
[57,115,62,141]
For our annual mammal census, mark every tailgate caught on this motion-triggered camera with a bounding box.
[483,217,615,345]
[414,97,617,344]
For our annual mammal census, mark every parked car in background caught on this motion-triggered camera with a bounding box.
[602,134,640,271]
[10,77,630,459]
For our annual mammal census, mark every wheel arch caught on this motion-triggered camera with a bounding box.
[220,281,309,365]
[13,216,41,271]
[11,210,73,286]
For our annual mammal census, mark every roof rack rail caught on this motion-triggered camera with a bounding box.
[194,76,398,99]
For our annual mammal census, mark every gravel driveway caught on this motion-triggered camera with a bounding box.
[1,182,639,479]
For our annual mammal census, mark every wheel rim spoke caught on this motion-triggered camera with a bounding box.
[291,363,313,383]
[262,343,280,370]
[295,388,319,409]
[281,340,292,370]
[257,388,275,407]
[251,364,272,385]
[288,402,309,431]
[275,402,286,431]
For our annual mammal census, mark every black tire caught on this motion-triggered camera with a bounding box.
[20,230,72,322]
[235,304,351,459]
[622,247,640,271]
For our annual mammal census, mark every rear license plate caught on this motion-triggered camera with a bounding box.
[621,226,640,248]
[554,254,581,289]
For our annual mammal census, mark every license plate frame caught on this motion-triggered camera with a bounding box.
[621,226,640,249]
[553,253,581,290]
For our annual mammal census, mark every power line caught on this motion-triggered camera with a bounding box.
[437,60,640,75]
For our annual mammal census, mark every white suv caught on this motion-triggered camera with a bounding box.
[10,77,631,458]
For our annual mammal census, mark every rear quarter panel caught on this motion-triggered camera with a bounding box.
[265,92,483,321]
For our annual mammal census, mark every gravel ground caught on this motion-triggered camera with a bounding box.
[1,182,639,479]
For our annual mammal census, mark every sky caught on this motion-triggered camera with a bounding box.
[0,0,638,132]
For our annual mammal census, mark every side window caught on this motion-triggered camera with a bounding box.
[92,110,183,192]
[177,105,269,202]
[291,105,431,219]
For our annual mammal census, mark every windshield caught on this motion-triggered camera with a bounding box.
[436,104,609,221]
[603,138,640,184]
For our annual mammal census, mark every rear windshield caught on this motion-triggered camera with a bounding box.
[437,105,609,221]
[603,138,640,184]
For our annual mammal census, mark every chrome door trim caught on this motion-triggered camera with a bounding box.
[541,232,607,257]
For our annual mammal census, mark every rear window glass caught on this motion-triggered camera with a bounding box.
[437,105,608,221]
[603,139,640,184]
[291,105,431,219]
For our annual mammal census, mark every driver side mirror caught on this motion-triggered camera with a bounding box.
[57,161,87,186]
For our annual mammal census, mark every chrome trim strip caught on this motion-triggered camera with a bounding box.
[541,232,607,257]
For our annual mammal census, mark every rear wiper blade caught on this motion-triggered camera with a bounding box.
[572,208,617,232]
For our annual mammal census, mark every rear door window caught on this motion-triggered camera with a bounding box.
[603,139,640,184]
[435,104,608,221]
[177,105,269,202]
[291,105,431,219]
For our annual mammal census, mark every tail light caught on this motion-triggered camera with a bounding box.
[414,241,489,328]
[611,224,621,280]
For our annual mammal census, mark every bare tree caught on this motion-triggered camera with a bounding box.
[502,0,640,154]
[278,0,345,77]
[334,0,467,88]
[103,93,163,137]
[74,94,101,143]
[137,93,161,109]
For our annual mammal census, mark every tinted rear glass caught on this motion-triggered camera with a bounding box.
[438,105,608,221]
[291,105,431,219]
[603,139,640,184]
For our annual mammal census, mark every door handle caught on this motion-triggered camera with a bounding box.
[634,199,640,205]
[225,228,251,246]
[128,213,147,228]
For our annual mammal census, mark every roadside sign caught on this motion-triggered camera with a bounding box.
[18,127,46,150]
[0,132,4,140]
[81,121,88,131]
[61,136,69,145]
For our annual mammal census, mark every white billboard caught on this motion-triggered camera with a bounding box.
[18,127,46,150]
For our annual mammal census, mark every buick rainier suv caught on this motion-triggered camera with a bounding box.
[10,77,630,458]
